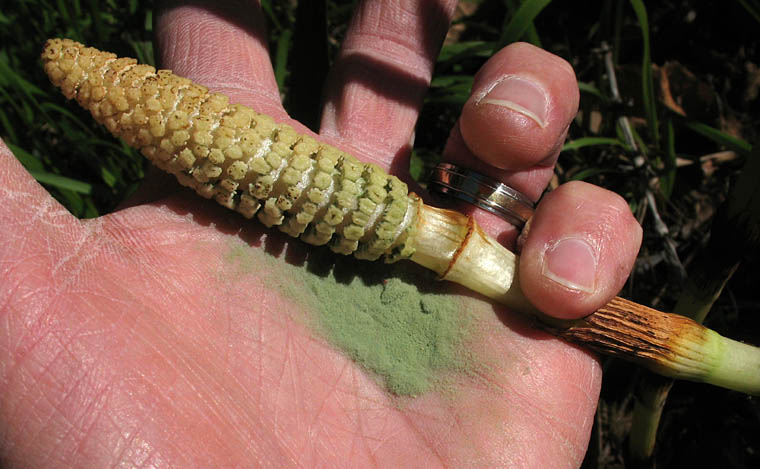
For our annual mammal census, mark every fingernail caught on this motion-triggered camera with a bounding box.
[476,76,548,128]
[542,237,597,293]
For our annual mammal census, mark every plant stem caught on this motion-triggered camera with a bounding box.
[408,205,760,395]
[628,373,674,464]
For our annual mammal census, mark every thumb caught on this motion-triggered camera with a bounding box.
[519,181,642,320]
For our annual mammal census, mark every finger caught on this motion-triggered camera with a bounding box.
[458,42,578,171]
[519,181,643,320]
[155,0,284,119]
[441,42,579,245]
[128,1,292,207]
[319,0,458,173]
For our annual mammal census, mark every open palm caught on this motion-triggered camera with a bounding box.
[0,1,643,466]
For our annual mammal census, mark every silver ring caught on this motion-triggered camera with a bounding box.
[428,162,535,228]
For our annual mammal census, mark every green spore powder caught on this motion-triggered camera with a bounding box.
[307,273,471,396]
[225,242,480,397]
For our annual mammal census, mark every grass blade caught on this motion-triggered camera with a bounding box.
[29,170,93,194]
[578,81,606,101]
[428,75,474,106]
[682,120,753,156]
[505,0,543,46]
[437,41,494,66]
[570,167,616,181]
[128,39,155,67]
[498,0,553,49]
[563,137,625,152]
[6,143,44,172]
[0,108,19,143]
[737,0,760,24]
[629,0,659,148]
[274,28,292,93]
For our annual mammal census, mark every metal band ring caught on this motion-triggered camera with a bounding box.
[428,162,535,228]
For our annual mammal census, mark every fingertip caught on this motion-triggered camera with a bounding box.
[318,0,458,173]
[154,1,285,119]
[519,181,642,319]
[458,42,578,170]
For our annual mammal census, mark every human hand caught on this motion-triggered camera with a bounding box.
[0,1,641,466]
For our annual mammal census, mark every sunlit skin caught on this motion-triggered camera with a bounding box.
[0,1,642,466]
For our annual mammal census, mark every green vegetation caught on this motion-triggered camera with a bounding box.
[1,0,758,466]
[0,0,153,216]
